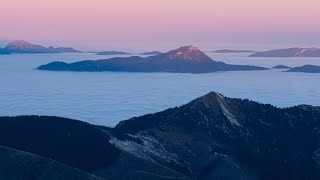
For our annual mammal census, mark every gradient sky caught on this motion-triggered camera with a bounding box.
[1,0,319,50]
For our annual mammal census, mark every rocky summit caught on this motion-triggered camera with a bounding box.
[161,46,213,62]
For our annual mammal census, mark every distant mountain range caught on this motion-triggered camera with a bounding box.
[211,49,255,53]
[250,48,320,57]
[37,46,267,73]
[140,51,163,55]
[95,51,130,55]
[0,40,81,54]
[287,64,320,73]
[1,92,320,180]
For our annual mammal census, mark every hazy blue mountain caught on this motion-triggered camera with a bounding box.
[140,51,162,55]
[272,65,291,69]
[0,40,81,54]
[250,48,320,57]
[212,49,255,53]
[287,64,320,73]
[95,51,130,55]
[37,46,267,73]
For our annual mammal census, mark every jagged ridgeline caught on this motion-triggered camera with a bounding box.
[0,92,320,180]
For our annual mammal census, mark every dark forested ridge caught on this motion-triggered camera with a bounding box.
[0,145,104,180]
[1,92,320,180]
[0,116,119,172]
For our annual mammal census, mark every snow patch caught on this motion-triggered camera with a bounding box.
[109,131,188,167]
[203,102,209,108]
[295,48,307,56]
[216,94,241,127]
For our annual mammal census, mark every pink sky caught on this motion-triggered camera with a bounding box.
[0,0,319,50]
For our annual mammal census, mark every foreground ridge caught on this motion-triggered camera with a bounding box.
[0,92,320,180]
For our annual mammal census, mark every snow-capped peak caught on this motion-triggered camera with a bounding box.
[163,46,212,62]
[6,40,31,48]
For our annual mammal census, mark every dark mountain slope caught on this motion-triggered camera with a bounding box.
[0,116,119,172]
[0,146,104,180]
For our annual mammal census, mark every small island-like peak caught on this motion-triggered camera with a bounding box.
[0,40,81,54]
[211,49,255,53]
[95,51,130,55]
[6,40,31,48]
[140,51,162,55]
[287,64,320,73]
[272,65,291,69]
